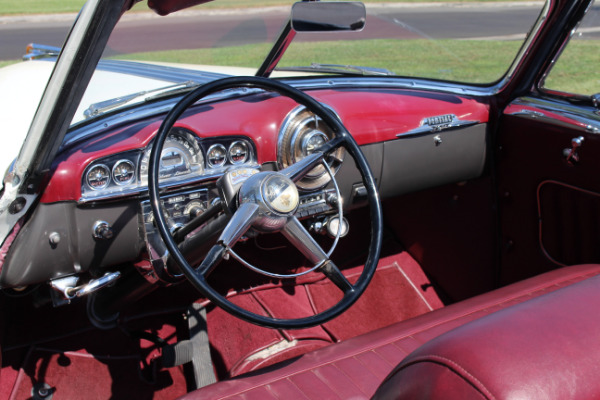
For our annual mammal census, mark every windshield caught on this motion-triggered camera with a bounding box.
[103,0,545,83]
[66,0,547,124]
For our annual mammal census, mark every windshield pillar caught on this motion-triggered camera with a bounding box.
[0,0,131,246]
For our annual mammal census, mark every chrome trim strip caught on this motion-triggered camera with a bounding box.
[506,97,600,134]
[286,76,496,97]
[78,172,221,203]
[96,59,229,83]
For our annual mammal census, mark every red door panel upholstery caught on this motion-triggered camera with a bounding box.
[498,106,600,284]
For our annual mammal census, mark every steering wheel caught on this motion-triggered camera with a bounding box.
[149,76,382,329]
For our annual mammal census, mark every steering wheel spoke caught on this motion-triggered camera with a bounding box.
[218,202,260,248]
[282,216,328,264]
[195,244,228,278]
[280,136,345,182]
[281,152,326,183]
[282,217,353,293]
[320,260,354,294]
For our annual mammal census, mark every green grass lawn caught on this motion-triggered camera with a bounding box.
[3,37,593,95]
[1,0,541,15]
[114,38,596,94]
[543,40,600,96]
[115,39,522,84]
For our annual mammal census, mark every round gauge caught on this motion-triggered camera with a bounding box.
[112,160,135,186]
[301,131,328,156]
[228,141,249,164]
[86,164,111,190]
[140,129,204,183]
[207,144,227,168]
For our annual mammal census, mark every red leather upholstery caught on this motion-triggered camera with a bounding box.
[180,265,600,400]
[374,270,600,399]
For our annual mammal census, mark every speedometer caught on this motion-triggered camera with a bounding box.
[140,128,204,184]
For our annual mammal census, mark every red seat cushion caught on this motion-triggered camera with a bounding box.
[179,265,600,400]
[374,269,600,400]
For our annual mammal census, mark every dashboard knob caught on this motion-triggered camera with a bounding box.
[327,193,339,206]
[93,221,114,240]
[167,219,184,234]
[326,216,349,238]
[184,201,205,219]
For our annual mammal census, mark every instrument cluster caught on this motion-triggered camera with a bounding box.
[80,127,256,201]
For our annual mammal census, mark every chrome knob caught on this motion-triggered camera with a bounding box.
[93,221,114,240]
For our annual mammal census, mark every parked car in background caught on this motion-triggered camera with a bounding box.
[1,0,600,398]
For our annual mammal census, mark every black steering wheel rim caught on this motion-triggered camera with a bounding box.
[149,76,382,329]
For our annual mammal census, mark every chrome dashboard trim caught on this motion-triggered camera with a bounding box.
[78,170,226,204]
[397,114,480,138]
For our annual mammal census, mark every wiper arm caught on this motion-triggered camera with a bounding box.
[84,80,200,119]
[276,63,395,76]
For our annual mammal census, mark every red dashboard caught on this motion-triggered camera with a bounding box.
[42,88,489,203]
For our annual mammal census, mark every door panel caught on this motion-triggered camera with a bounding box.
[497,97,600,284]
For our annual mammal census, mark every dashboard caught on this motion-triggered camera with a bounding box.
[0,87,490,288]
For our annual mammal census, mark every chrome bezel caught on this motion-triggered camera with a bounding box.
[86,164,111,191]
[277,105,345,191]
[228,140,250,165]
[111,159,136,186]
[207,144,227,168]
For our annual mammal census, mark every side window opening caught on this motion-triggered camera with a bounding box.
[541,0,600,97]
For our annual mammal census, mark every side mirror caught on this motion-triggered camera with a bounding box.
[291,2,366,32]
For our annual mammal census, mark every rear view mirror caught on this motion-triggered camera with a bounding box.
[291,2,366,32]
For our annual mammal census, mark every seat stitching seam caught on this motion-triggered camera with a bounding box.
[400,354,495,400]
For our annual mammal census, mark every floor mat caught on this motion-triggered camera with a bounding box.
[307,251,443,341]
[206,250,443,377]
[12,348,187,400]
[7,316,189,400]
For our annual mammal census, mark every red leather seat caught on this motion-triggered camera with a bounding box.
[374,269,600,399]
[179,265,600,400]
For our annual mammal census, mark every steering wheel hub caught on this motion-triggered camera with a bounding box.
[261,174,299,215]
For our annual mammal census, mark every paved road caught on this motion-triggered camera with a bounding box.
[0,3,572,61]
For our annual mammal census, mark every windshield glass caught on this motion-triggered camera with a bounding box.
[70,0,548,124]
[104,0,545,83]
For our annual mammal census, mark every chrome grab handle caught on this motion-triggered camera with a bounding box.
[563,136,585,164]
[51,271,121,302]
